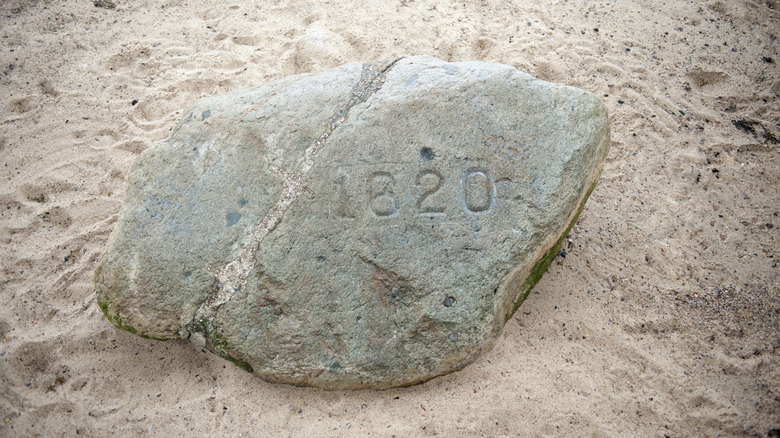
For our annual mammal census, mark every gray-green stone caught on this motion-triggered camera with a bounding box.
[95,56,610,389]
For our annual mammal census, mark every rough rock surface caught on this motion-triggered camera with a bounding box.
[94,56,610,389]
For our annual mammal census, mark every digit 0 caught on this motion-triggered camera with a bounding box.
[463,169,494,213]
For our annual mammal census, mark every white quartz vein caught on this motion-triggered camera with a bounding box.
[189,59,399,334]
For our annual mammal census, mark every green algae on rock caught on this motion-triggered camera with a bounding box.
[94,56,610,389]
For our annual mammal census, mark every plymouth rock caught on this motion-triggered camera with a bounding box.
[95,56,610,389]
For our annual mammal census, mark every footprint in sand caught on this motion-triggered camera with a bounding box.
[287,26,353,72]
[6,341,54,386]
[105,46,151,72]
[8,95,36,114]
[687,67,729,88]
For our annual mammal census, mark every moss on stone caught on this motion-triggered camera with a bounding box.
[199,319,254,374]
[505,176,601,321]
[95,285,170,342]
[222,353,254,373]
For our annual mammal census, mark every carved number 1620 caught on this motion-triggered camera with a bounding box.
[336,169,495,218]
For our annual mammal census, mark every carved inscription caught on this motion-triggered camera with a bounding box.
[416,170,445,214]
[463,168,494,213]
[368,172,397,217]
[334,166,496,218]
[336,174,355,219]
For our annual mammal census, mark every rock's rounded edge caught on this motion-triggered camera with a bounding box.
[197,317,254,373]
[95,280,171,342]
[504,174,601,323]
[500,104,610,323]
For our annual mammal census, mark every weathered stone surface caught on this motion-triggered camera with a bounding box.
[95,56,610,389]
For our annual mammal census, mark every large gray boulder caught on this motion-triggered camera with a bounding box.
[95,56,609,389]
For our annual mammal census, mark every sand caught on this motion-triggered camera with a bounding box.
[1,0,778,436]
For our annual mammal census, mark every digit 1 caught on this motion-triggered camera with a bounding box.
[336,174,355,219]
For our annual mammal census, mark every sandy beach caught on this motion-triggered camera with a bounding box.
[1,0,778,436]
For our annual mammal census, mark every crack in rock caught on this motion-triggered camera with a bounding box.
[186,59,400,341]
